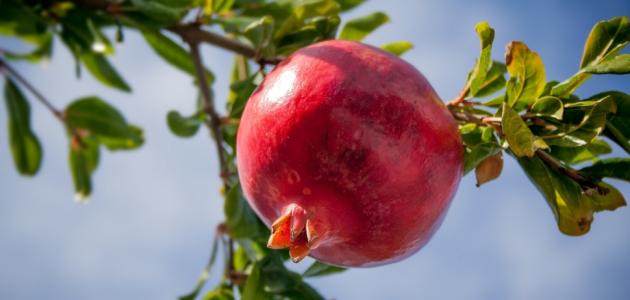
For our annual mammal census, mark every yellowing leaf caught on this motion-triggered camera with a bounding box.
[504,41,546,108]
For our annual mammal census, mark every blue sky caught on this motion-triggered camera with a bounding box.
[1,0,630,299]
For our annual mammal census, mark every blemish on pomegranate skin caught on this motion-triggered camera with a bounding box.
[286,168,301,184]
[302,187,312,195]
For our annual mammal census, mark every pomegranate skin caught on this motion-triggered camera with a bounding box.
[236,40,463,267]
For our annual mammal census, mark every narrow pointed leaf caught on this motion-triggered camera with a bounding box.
[243,16,275,58]
[502,103,547,157]
[142,29,214,83]
[550,139,611,165]
[81,53,131,92]
[590,182,626,212]
[380,41,413,56]
[504,41,546,108]
[518,156,594,236]
[583,54,630,74]
[4,79,42,175]
[531,96,563,120]
[65,97,133,138]
[339,12,389,41]
[580,16,630,69]
[303,261,346,277]
[468,21,495,96]
[580,158,630,182]
[552,16,630,97]
[167,110,203,138]
[545,95,616,147]
[69,137,99,202]
[337,0,365,11]
[473,61,507,98]
[224,183,267,239]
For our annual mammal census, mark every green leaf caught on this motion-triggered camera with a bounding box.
[517,155,593,236]
[599,91,630,153]
[86,19,114,55]
[243,16,275,58]
[580,158,630,182]
[580,16,630,69]
[605,120,630,154]
[303,261,346,277]
[4,79,42,176]
[583,54,630,74]
[0,1,48,38]
[530,96,564,120]
[98,125,144,150]
[141,29,214,83]
[202,284,234,300]
[227,75,257,118]
[242,262,272,300]
[552,16,630,98]
[472,61,507,98]
[590,182,626,212]
[69,137,100,202]
[65,97,142,146]
[550,139,611,165]
[337,0,365,11]
[544,95,616,147]
[167,110,203,138]
[224,183,267,239]
[130,0,190,25]
[502,103,547,157]
[275,15,340,55]
[504,41,546,108]
[213,0,235,13]
[5,32,54,63]
[180,236,221,300]
[339,11,389,41]
[380,41,413,56]
[464,143,502,174]
[81,53,131,92]
[468,21,495,96]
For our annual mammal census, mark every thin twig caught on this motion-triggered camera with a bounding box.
[0,58,65,121]
[447,85,470,107]
[169,24,282,65]
[450,107,605,194]
[187,41,230,182]
[534,149,607,195]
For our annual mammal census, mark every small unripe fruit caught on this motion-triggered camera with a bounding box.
[237,40,463,267]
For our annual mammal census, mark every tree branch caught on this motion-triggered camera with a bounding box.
[534,149,607,195]
[449,106,605,194]
[170,24,282,65]
[187,41,230,182]
[0,58,65,121]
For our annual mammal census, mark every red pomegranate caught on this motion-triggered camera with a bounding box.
[236,40,463,267]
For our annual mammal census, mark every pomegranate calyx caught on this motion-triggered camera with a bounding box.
[266,203,321,262]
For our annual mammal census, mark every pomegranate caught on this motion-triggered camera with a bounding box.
[236,40,463,267]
